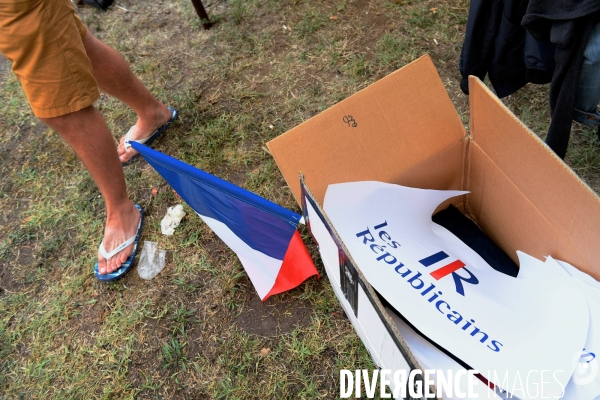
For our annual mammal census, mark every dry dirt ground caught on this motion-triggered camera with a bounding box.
[1,0,599,398]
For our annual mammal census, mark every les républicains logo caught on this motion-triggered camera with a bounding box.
[418,250,479,296]
[355,221,501,353]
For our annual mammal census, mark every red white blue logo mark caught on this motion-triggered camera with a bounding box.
[419,251,479,296]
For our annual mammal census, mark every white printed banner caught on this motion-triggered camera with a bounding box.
[524,257,600,400]
[324,181,589,398]
[386,308,503,399]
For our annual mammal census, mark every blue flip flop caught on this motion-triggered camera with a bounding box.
[94,204,144,281]
[122,107,178,165]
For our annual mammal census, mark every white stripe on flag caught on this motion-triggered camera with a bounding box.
[198,213,282,299]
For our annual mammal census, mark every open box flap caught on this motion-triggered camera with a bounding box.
[267,54,466,205]
[468,76,600,276]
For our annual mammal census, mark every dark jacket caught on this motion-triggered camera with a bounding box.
[460,0,555,98]
[522,0,600,159]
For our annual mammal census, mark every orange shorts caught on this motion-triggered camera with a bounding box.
[0,0,100,118]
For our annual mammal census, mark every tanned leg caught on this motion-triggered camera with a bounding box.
[40,106,140,274]
[82,32,172,163]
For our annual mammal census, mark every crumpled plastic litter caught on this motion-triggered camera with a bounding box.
[137,241,166,280]
[161,204,186,236]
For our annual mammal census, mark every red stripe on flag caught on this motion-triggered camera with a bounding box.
[263,230,319,301]
[430,260,465,280]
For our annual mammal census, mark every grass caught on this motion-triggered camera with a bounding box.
[0,0,599,398]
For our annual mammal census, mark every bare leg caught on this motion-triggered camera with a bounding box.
[82,32,172,163]
[40,106,140,274]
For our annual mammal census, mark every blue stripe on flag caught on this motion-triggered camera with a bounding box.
[132,142,301,260]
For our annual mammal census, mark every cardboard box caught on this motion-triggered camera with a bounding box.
[266,55,600,397]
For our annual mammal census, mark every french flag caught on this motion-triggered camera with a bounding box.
[132,142,319,300]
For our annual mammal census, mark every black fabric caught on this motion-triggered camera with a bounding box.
[82,0,114,10]
[432,205,519,278]
[522,1,600,159]
[524,32,556,83]
[459,0,554,98]
[523,0,600,22]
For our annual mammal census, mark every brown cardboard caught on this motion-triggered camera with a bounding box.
[267,55,466,205]
[268,54,600,276]
[466,142,585,269]
[268,54,600,392]
[468,77,600,277]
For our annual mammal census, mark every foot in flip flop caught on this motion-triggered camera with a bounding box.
[94,203,144,281]
[118,105,178,164]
